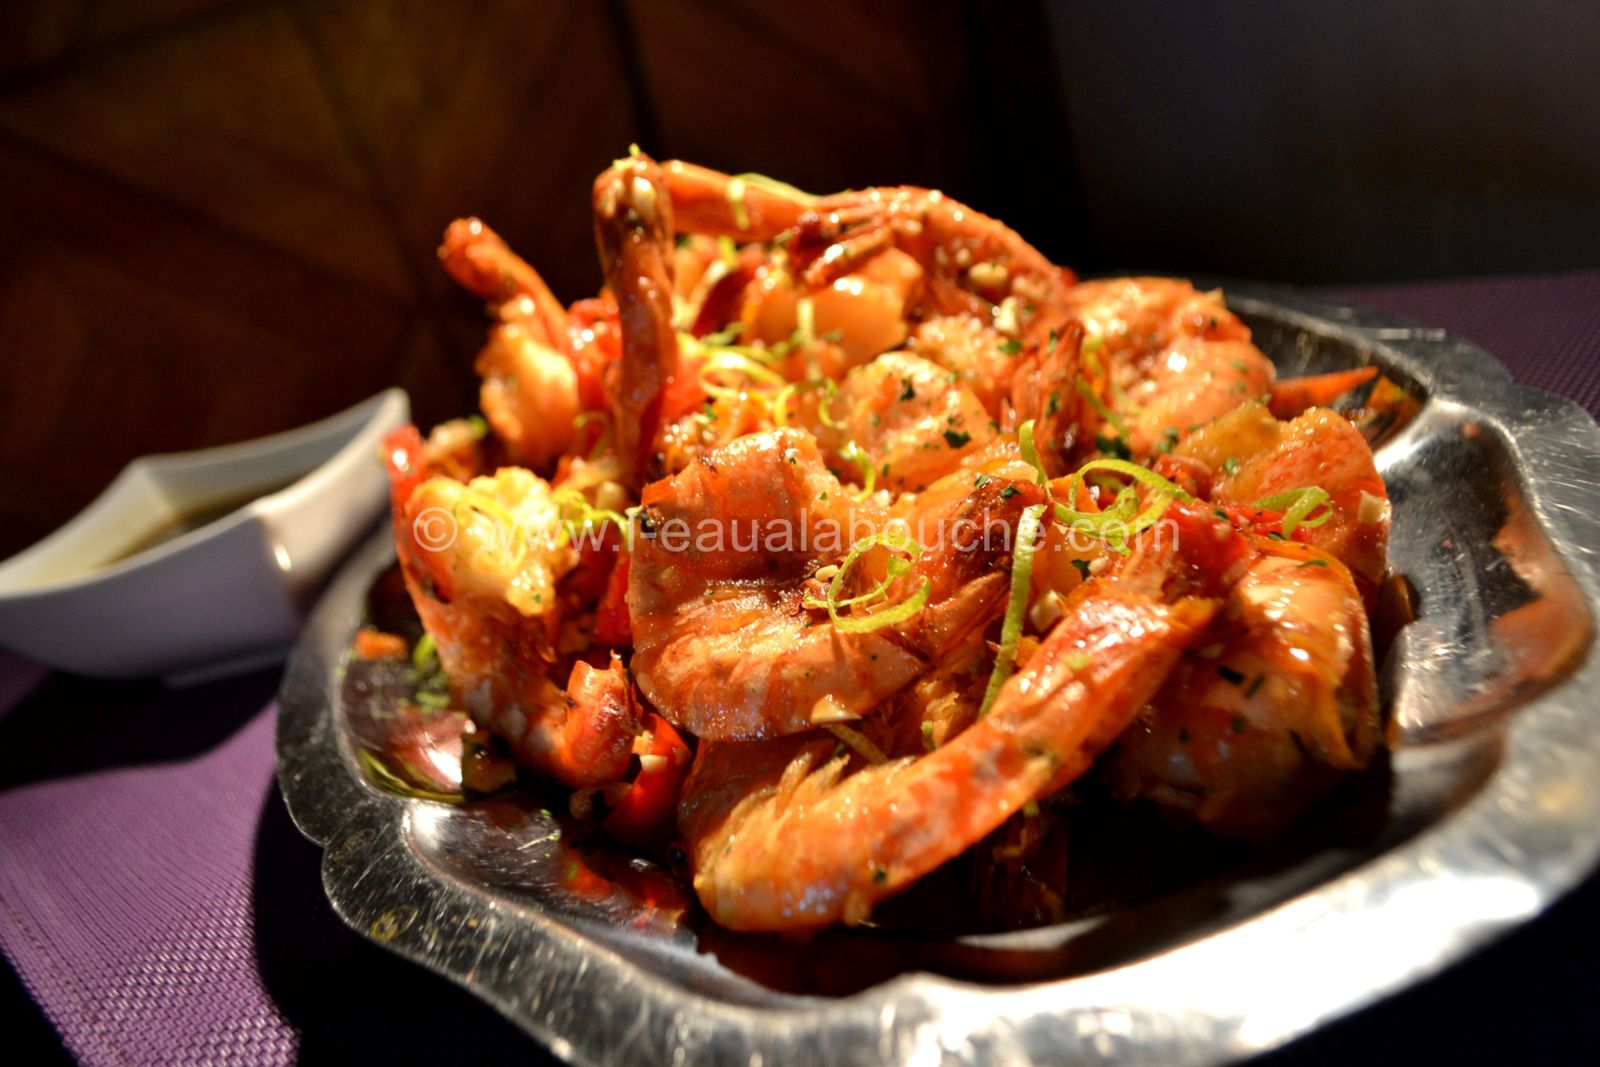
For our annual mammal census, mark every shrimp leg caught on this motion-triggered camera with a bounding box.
[659,160,816,238]
[593,151,682,488]
[440,217,568,345]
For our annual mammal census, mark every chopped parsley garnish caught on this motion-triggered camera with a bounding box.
[1231,715,1248,734]
[943,429,972,449]
[975,473,992,488]
[1222,456,1241,475]
[1244,675,1266,698]
[1046,391,1061,416]
[1095,434,1132,460]
[999,338,1022,356]
[1217,664,1246,685]
[1297,558,1329,568]
[1000,485,1022,500]
[899,378,916,401]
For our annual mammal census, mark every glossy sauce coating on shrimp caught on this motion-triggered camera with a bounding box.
[397,153,1397,935]
[677,503,1245,930]
[1106,537,1379,842]
[628,428,1044,740]
[593,153,684,488]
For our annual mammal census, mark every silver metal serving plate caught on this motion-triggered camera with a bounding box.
[277,287,1600,1066]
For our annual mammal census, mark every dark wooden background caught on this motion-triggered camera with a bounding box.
[1,0,1596,559]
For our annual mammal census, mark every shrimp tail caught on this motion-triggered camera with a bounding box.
[534,653,641,787]
[381,425,438,587]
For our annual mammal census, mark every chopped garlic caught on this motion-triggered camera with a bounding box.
[968,261,1009,290]
[630,175,658,224]
[993,296,1023,337]
[1028,590,1065,631]
[810,695,860,724]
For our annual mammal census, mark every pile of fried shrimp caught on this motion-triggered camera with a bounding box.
[377,150,1397,933]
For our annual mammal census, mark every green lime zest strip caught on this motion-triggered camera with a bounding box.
[1055,457,1189,552]
[1018,419,1052,489]
[1074,375,1131,440]
[840,441,877,501]
[772,378,840,430]
[803,529,930,634]
[980,502,1048,716]
[696,351,787,401]
[1018,421,1190,551]
[553,488,631,549]
[732,172,820,206]
[1251,487,1333,537]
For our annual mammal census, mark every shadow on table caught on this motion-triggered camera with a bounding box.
[1247,865,1600,1067]
[0,664,281,792]
[250,781,559,1066]
[2,952,73,1065]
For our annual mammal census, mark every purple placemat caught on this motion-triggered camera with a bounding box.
[0,274,1597,1066]
[1322,272,1600,418]
[0,702,294,1064]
